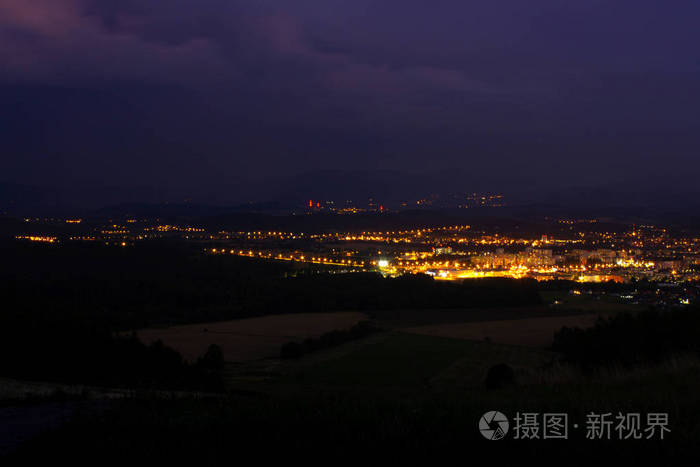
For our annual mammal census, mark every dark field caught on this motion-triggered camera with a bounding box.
[370,306,593,328]
[6,332,700,466]
[135,312,368,362]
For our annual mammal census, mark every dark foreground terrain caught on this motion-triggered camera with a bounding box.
[2,241,699,465]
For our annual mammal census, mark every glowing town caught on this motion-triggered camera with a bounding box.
[16,214,700,285]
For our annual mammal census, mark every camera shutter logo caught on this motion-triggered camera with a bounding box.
[479,411,509,440]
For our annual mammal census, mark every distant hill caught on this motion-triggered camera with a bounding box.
[3,172,700,227]
[89,201,290,220]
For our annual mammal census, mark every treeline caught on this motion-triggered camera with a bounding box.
[1,241,541,387]
[280,321,379,359]
[0,322,225,391]
[537,278,641,293]
[1,240,301,330]
[1,241,543,332]
[552,307,700,369]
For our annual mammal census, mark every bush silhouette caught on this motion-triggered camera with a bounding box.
[197,344,224,370]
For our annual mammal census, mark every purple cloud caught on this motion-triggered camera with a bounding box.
[1,0,700,194]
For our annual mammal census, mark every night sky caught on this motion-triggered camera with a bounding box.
[2,1,700,205]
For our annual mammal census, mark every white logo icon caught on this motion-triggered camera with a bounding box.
[479,411,509,440]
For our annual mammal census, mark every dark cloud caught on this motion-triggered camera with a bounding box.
[1,0,699,203]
